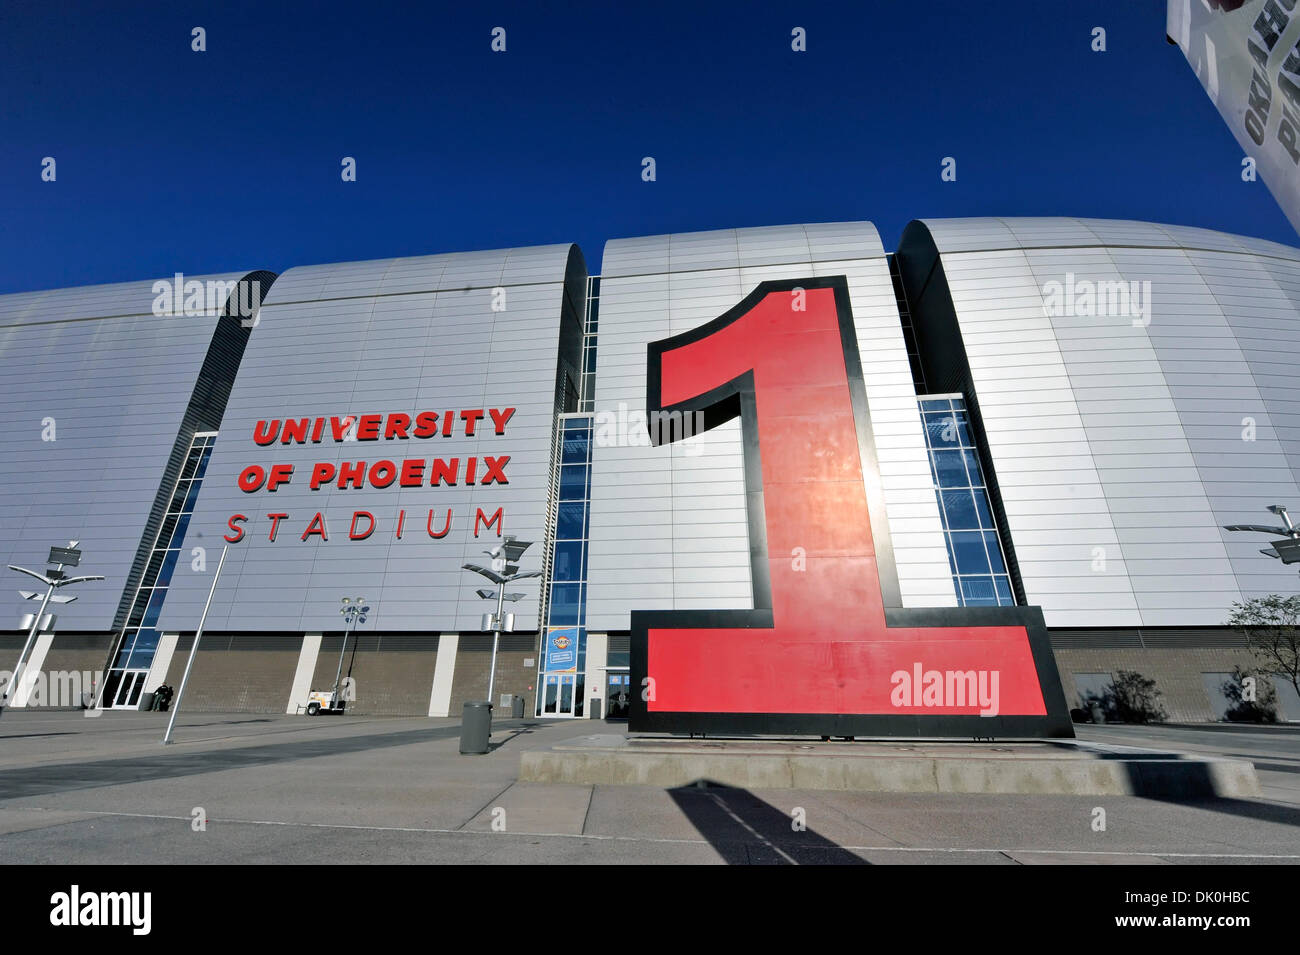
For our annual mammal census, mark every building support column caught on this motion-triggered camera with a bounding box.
[145,633,179,694]
[428,633,459,717]
[9,631,54,708]
[287,634,321,714]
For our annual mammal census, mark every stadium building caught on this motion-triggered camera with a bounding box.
[2,218,1298,724]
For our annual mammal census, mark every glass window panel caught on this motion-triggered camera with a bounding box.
[113,635,136,668]
[962,449,984,485]
[156,514,178,547]
[193,445,214,480]
[180,479,202,512]
[924,413,960,448]
[548,583,583,626]
[555,501,586,540]
[168,479,192,513]
[552,540,585,581]
[131,628,161,653]
[607,650,629,667]
[127,629,161,669]
[984,531,1007,574]
[951,531,991,575]
[994,576,1013,605]
[561,432,590,464]
[141,588,168,628]
[952,411,973,447]
[919,398,952,412]
[961,577,998,606]
[168,512,192,546]
[559,465,588,501]
[973,489,995,529]
[932,450,967,488]
[941,489,979,530]
[143,548,168,583]
[154,549,182,588]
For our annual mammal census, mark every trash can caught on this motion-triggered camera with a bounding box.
[511,695,524,719]
[138,691,156,711]
[459,701,492,754]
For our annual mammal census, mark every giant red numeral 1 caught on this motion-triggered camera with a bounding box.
[629,277,1072,737]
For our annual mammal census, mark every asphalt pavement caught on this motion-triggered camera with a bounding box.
[0,710,1297,864]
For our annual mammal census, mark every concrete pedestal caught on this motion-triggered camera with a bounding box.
[519,734,1260,797]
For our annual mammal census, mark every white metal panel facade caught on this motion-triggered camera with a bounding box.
[0,274,255,630]
[158,246,582,635]
[916,217,1300,628]
[586,223,953,632]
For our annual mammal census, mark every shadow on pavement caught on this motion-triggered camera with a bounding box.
[668,780,868,865]
[1138,792,1300,829]
[0,719,535,800]
[487,722,542,752]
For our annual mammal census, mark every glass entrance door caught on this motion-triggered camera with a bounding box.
[540,673,578,717]
[106,669,150,709]
[606,672,631,719]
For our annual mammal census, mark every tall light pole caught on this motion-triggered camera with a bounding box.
[4,541,103,710]
[1224,504,1300,569]
[334,596,369,707]
[163,544,229,743]
[462,536,540,710]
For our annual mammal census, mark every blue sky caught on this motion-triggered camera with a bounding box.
[1,0,1292,292]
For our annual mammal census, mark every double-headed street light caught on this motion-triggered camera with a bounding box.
[462,536,540,710]
[335,596,370,707]
[1224,504,1300,567]
[4,541,103,710]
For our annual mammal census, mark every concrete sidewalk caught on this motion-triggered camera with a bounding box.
[0,710,1297,864]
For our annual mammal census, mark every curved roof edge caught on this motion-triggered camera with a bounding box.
[906,216,1300,262]
[0,270,273,328]
[600,221,885,278]
[261,243,581,306]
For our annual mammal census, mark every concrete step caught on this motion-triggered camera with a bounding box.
[519,734,1261,797]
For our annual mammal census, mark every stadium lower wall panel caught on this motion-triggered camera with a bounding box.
[160,642,304,714]
[308,636,441,717]
[1052,647,1279,723]
[2,631,1292,723]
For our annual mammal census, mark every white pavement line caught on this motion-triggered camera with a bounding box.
[14,808,1300,859]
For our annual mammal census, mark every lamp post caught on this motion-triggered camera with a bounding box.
[1224,504,1300,569]
[334,596,370,708]
[4,541,103,710]
[462,536,540,713]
